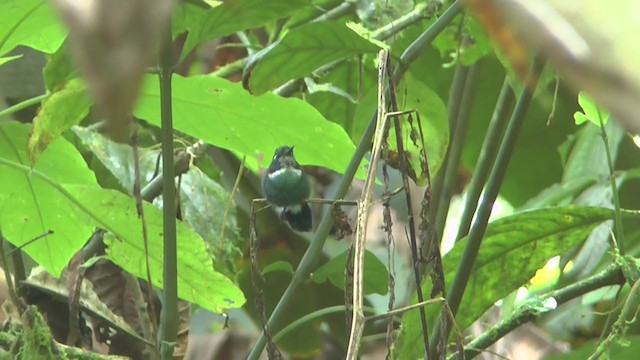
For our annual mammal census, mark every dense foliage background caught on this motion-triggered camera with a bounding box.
[0,0,639,359]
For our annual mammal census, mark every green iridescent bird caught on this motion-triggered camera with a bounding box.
[262,146,312,232]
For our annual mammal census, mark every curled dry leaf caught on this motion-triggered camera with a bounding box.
[51,0,175,142]
[331,203,353,240]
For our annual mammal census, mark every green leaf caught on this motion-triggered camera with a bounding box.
[562,121,623,182]
[310,249,388,295]
[27,78,91,164]
[238,247,322,354]
[0,122,245,312]
[306,58,378,131]
[176,0,310,61]
[574,91,611,126]
[0,121,99,275]
[43,41,77,91]
[395,206,616,359]
[352,72,449,183]
[0,54,22,67]
[0,0,66,56]
[72,126,242,276]
[134,74,367,178]
[246,21,381,94]
[261,260,294,276]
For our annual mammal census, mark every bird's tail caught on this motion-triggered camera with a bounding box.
[283,202,312,232]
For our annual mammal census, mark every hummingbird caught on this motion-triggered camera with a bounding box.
[262,146,312,232]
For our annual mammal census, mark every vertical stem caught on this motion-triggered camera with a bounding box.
[455,77,514,241]
[598,120,624,254]
[387,76,430,358]
[8,243,26,284]
[431,64,469,236]
[345,50,389,359]
[430,58,545,357]
[434,63,480,239]
[158,19,178,360]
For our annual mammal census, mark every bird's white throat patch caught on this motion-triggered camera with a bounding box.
[268,167,301,180]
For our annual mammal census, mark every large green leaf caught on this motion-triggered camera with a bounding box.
[0,121,99,275]
[27,78,91,163]
[245,21,381,94]
[395,206,615,359]
[134,74,367,178]
[72,126,242,275]
[0,122,245,312]
[0,0,66,56]
[176,0,310,61]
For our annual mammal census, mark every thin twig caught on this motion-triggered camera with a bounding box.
[381,128,396,357]
[345,49,390,360]
[249,199,281,359]
[131,124,158,339]
[386,65,431,357]
[220,156,246,241]
[0,94,48,119]
[6,229,54,255]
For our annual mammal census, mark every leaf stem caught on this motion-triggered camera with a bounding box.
[311,0,357,23]
[599,119,624,254]
[157,17,178,359]
[430,58,544,357]
[0,94,48,119]
[273,305,376,342]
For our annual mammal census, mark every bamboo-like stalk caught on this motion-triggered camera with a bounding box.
[430,58,545,358]
[157,18,178,359]
[454,77,514,241]
[434,63,480,240]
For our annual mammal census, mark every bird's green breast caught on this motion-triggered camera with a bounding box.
[262,168,310,206]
